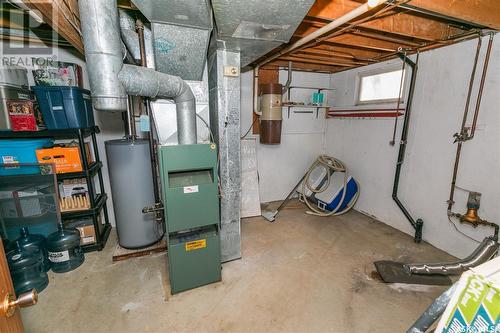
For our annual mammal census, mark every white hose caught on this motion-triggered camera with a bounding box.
[302,155,360,217]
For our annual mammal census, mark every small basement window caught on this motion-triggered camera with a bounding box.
[357,67,405,104]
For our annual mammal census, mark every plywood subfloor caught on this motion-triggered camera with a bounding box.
[21,203,455,332]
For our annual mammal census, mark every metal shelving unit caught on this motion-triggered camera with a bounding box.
[284,86,335,118]
[0,126,111,252]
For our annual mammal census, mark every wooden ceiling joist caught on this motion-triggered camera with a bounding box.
[305,44,383,61]
[261,0,491,75]
[349,29,421,47]
[264,60,341,73]
[294,50,371,65]
[285,53,365,67]
[22,0,83,53]
[293,33,402,55]
[304,3,465,42]
[5,0,495,77]
[407,0,500,30]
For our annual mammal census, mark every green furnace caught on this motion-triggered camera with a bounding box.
[159,143,221,294]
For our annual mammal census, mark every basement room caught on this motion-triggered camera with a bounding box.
[0,0,499,332]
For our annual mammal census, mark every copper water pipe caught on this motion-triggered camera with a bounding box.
[447,34,494,212]
[467,33,494,141]
[136,19,147,68]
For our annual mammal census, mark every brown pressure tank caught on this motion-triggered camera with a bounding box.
[259,83,282,144]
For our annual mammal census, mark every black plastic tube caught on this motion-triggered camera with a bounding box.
[392,53,423,243]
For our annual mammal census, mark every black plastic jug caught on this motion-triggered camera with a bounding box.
[46,224,84,273]
[16,227,51,272]
[7,241,49,295]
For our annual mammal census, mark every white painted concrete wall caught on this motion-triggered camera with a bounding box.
[1,41,124,226]
[240,70,331,203]
[325,35,500,258]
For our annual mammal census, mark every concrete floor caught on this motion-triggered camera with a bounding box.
[22,204,455,333]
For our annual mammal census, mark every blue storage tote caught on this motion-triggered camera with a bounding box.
[0,139,53,175]
[32,86,95,129]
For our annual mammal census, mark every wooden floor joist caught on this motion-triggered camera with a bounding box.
[407,0,500,30]
[22,0,84,53]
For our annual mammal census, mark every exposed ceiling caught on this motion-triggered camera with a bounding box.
[5,0,500,74]
[254,0,499,73]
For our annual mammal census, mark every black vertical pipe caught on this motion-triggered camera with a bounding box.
[145,99,160,205]
[392,52,423,243]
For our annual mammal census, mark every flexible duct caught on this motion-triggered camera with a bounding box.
[404,237,499,275]
[78,0,197,144]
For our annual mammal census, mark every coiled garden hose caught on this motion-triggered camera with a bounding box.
[302,155,360,217]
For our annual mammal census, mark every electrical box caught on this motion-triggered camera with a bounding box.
[159,143,221,294]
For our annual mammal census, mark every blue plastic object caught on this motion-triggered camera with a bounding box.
[6,241,49,295]
[46,224,84,273]
[16,227,51,272]
[318,176,358,212]
[0,138,53,175]
[32,86,95,129]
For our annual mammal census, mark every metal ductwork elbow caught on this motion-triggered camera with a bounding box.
[118,65,197,144]
[78,0,197,144]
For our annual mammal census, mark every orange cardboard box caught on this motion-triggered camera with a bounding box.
[36,146,83,173]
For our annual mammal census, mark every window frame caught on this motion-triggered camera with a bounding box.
[355,65,407,105]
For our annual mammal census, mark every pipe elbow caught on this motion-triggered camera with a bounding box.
[118,65,197,144]
[173,80,195,104]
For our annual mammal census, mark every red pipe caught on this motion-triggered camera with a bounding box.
[328,112,403,118]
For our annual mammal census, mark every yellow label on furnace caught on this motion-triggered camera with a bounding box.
[185,239,206,251]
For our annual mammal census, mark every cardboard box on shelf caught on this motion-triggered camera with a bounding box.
[36,142,93,174]
[59,178,88,199]
[36,146,82,173]
[65,217,96,245]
